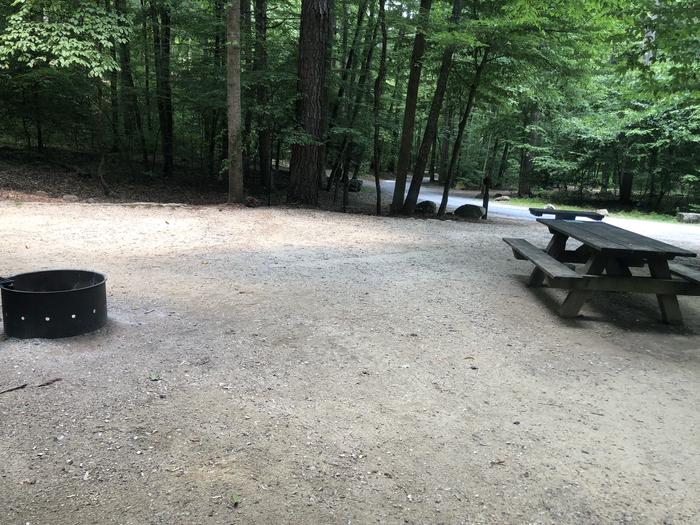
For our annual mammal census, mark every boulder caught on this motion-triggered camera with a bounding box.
[596,208,609,217]
[454,204,485,219]
[677,212,700,224]
[61,194,79,202]
[348,179,363,192]
[35,190,49,198]
[494,195,511,202]
[245,196,264,207]
[544,203,556,210]
[493,193,503,198]
[414,200,437,215]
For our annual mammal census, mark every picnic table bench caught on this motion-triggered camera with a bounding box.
[529,208,605,221]
[504,219,699,325]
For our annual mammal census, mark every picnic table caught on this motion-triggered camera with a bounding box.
[504,219,700,325]
[529,208,605,221]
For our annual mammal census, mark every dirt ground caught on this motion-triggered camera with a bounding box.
[1,201,699,525]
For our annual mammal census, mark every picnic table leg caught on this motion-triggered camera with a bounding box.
[528,233,568,287]
[559,254,607,318]
[606,258,632,277]
[648,258,683,325]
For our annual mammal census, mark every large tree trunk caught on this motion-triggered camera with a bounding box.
[402,0,462,214]
[438,50,487,217]
[372,0,388,215]
[288,0,332,205]
[227,0,244,202]
[390,0,433,213]
[254,0,272,188]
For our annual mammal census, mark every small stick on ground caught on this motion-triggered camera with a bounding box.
[36,378,63,388]
[0,384,28,395]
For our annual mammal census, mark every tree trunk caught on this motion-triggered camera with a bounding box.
[402,0,462,214]
[438,50,487,217]
[255,0,273,189]
[495,142,509,188]
[428,134,437,182]
[390,0,433,213]
[372,0,388,215]
[438,105,452,183]
[518,109,539,197]
[330,0,369,124]
[149,0,174,177]
[227,0,244,202]
[288,0,332,205]
[116,0,148,169]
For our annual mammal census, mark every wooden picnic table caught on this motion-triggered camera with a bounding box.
[529,208,605,221]
[504,219,699,325]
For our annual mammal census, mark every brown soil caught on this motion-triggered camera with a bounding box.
[0,201,699,525]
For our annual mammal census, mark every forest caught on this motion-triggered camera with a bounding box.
[0,0,698,215]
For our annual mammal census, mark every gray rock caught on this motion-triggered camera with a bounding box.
[35,190,49,198]
[414,200,437,215]
[454,204,485,219]
[245,196,264,207]
[348,179,363,192]
[494,195,510,201]
[677,212,700,223]
[62,194,79,202]
[596,208,609,217]
[544,203,556,210]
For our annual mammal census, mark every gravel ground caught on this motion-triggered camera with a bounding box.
[0,201,699,525]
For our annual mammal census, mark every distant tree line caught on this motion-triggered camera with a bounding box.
[0,0,697,212]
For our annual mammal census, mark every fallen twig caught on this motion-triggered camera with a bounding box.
[0,383,28,395]
[36,378,63,388]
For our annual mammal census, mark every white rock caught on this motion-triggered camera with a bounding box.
[677,212,700,223]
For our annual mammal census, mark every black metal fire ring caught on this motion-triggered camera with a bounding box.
[1,270,107,339]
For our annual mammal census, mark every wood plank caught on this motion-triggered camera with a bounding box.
[669,263,700,284]
[548,275,700,295]
[538,219,696,258]
[503,238,582,280]
[529,208,604,220]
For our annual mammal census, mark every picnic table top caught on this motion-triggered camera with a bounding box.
[537,219,697,258]
[529,208,605,220]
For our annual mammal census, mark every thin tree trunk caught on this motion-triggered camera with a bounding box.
[288,0,332,205]
[438,50,488,217]
[116,0,148,169]
[149,0,174,177]
[428,134,437,182]
[402,0,462,214]
[391,0,433,213]
[255,0,272,188]
[373,0,388,215]
[495,142,509,188]
[518,109,539,197]
[227,0,244,202]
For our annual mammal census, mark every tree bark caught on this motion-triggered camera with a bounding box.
[372,0,388,215]
[402,0,462,214]
[116,0,148,169]
[390,0,433,213]
[495,141,509,188]
[518,109,539,197]
[438,49,487,217]
[254,0,272,188]
[227,0,245,202]
[149,0,174,177]
[288,0,332,205]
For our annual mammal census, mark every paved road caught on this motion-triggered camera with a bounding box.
[381,180,700,248]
